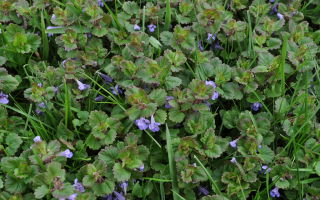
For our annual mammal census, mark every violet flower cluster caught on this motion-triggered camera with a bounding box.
[135,115,161,132]
[205,81,219,100]
[0,91,9,104]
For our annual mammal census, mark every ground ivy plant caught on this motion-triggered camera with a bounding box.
[0,0,320,199]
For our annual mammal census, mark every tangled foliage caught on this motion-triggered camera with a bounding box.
[0,0,320,199]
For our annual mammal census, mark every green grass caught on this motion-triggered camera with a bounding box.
[165,124,180,200]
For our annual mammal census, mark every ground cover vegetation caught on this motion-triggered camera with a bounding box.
[0,0,320,199]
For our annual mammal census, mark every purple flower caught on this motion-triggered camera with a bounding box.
[205,81,217,88]
[95,95,105,102]
[269,0,275,2]
[99,73,113,84]
[230,157,237,163]
[198,186,209,196]
[0,91,9,104]
[54,86,59,94]
[135,118,150,130]
[134,24,141,31]
[270,4,278,14]
[33,136,42,143]
[214,41,223,50]
[67,194,77,200]
[261,165,272,174]
[37,102,46,108]
[76,80,90,91]
[111,85,123,95]
[138,164,144,172]
[165,96,174,109]
[277,13,284,20]
[258,145,262,149]
[270,187,280,198]
[51,14,56,20]
[229,139,238,148]
[211,92,219,100]
[251,102,262,111]
[46,26,63,37]
[104,194,113,200]
[120,181,128,194]
[149,115,161,132]
[148,24,156,32]
[114,191,125,200]
[61,60,67,68]
[59,149,73,158]
[37,83,43,87]
[73,178,85,193]
[97,0,104,7]
[205,81,219,100]
[198,41,204,52]
[207,33,216,41]
[35,108,43,115]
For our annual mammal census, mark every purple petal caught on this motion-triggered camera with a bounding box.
[198,186,209,196]
[229,139,238,148]
[0,91,9,104]
[149,115,161,132]
[73,178,85,193]
[135,118,150,130]
[134,24,141,31]
[270,187,280,198]
[76,80,90,91]
[33,136,42,143]
[230,157,237,163]
[114,191,125,200]
[148,24,156,32]
[59,149,73,158]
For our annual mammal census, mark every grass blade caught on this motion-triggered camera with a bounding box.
[164,0,171,31]
[194,155,221,195]
[279,35,288,96]
[64,80,71,127]
[171,190,186,200]
[165,124,179,200]
[40,11,49,60]
[145,130,162,148]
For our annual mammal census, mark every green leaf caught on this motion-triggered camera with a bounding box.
[103,129,117,146]
[98,146,118,165]
[5,176,27,193]
[93,181,115,196]
[169,109,185,123]
[160,31,173,46]
[5,133,22,156]
[275,178,290,189]
[220,109,240,129]
[165,76,182,90]
[46,162,65,182]
[267,38,282,50]
[34,185,49,199]
[149,36,162,49]
[258,146,274,163]
[155,109,167,124]
[315,161,320,176]
[132,182,143,197]
[122,1,139,15]
[221,82,243,100]
[52,183,74,199]
[0,68,20,93]
[274,97,290,114]
[0,56,7,66]
[149,89,167,106]
[113,163,131,181]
